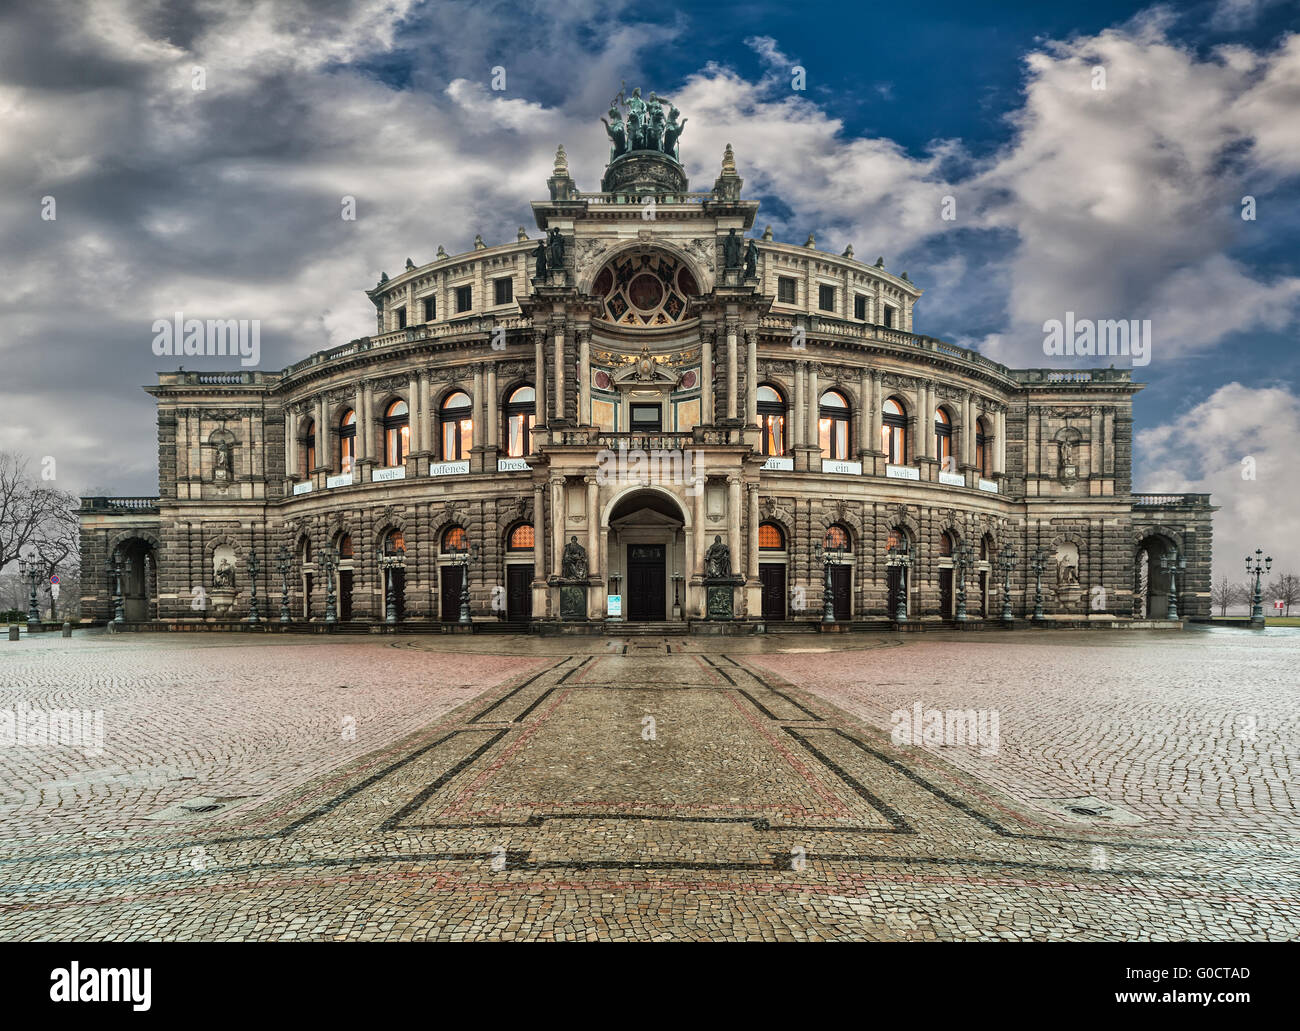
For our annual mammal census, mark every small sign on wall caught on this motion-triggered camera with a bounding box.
[607,595,622,617]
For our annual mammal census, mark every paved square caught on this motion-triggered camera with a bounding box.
[0,629,1296,940]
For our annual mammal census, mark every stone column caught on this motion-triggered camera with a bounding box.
[553,321,566,421]
[550,475,565,577]
[533,482,547,578]
[745,329,758,425]
[486,361,498,451]
[701,328,715,424]
[577,329,591,426]
[858,368,870,455]
[285,409,297,479]
[408,373,421,455]
[792,360,806,448]
[869,371,883,457]
[996,408,1007,476]
[1090,406,1102,479]
[726,319,739,420]
[585,476,599,581]
[419,373,432,455]
[962,392,975,470]
[534,329,548,427]
[746,482,759,581]
[472,364,484,451]
[315,396,327,472]
[693,479,706,575]
[727,476,742,570]
[806,365,819,451]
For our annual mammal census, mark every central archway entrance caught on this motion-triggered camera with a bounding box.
[606,488,687,622]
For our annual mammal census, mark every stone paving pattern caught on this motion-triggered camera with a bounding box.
[0,629,1296,941]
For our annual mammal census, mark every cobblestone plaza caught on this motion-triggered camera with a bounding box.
[1,628,1294,941]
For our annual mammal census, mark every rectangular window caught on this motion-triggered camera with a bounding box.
[630,403,662,432]
[395,307,406,329]
[455,285,472,313]
[820,417,848,459]
[882,304,894,328]
[818,284,836,312]
[423,296,436,322]
[854,294,867,320]
[494,277,513,305]
[777,276,797,304]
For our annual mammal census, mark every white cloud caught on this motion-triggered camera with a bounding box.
[1137,383,1300,581]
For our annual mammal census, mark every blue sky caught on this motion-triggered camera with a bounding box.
[1,0,1297,578]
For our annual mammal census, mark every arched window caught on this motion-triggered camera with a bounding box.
[887,528,902,552]
[759,522,785,550]
[980,534,993,561]
[939,531,955,557]
[507,523,535,550]
[757,385,786,456]
[442,525,468,553]
[302,418,316,473]
[338,533,354,559]
[934,408,952,468]
[504,386,535,458]
[384,400,410,467]
[881,397,907,465]
[975,417,989,477]
[382,529,406,555]
[823,525,851,551]
[339,409,356,473]
[440,392,472,460]
[819,390,850,460]
[297,536,312,562]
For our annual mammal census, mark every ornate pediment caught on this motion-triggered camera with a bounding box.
[609,344,680,391]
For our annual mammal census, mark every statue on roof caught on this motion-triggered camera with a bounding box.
[662,106,687,160]
[603,87,680,159]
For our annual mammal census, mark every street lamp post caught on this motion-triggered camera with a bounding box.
[812,536,844,625]
[955,541,972,622]
[320,545,338,626]
[247,549,261,624]
[19,553,42,630]
[1160,549,1186,621]
[450,541,481,625]
[998,546,1018,623]
[1247,549,1272,626]
[275,545,292,624]
[378,550,404,625]
[886,537,911,623]
[106,550,127,624]
[1029,547,1049,621]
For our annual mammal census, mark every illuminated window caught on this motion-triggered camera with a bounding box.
[757,385,786,456]
[507,524,535,550]
[819,390,850,460]
[824,525,851,551]
[935,408,952,467]
[759,523,785,550]
[881,397,906,465]
[384,400,410,467]
[440,392,472,460]
[339,409,356,473]
[338,533,353,559]
[383,529,405,555]
[505,386,535,458]
[442,525,468,553]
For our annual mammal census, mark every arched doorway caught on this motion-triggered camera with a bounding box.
[606,489,687,621]
[1136,534,1177,619]
[115,537,157,621]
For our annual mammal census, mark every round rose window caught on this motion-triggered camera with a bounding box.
[593,250,696,326]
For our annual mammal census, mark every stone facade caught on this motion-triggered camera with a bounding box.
[79,111,1215,627]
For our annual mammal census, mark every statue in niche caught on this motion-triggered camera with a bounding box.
[532,238,548,279]
[704,535,732,579]
[546,227,566,271]
[562,536,588,579]
[214,558,235,589]
[744,238,758,279]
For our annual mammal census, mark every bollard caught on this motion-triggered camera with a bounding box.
[62,622,72,638]
[8,625,18,641]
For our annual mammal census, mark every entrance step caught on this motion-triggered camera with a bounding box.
[610,622,688,636]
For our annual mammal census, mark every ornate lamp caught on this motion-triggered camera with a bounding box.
[247,549,261,624]
[1160,549,1186,621]
[320,545,339,626]
[998,546,1018,623]
[955,541,973,622]
[275,545,292,624]
[1029,547,1049,621]
[1247,549,1271,624]
[885,536,911,623]
[19,552,42,630]
[377,548,406,626]
[812,534,845,625]
[448,540,481,625]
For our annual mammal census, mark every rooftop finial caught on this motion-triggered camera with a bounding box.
[721,142,736,174]
[554,144,569,176]
[474,234,487,250]
[405,257,415,270]
[761,225,773,241]
[517,226,528,242]
[805,232,816,248]
[842,244,854,259]
[436,246,448,260]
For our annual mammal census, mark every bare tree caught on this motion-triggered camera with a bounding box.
[1211,577,1244,617]
[1265,573,1300,617]
[0,452,80,619]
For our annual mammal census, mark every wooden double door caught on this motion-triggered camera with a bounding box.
[506,564,532,622]
[625,544,666,621]
[760,563,786,620]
